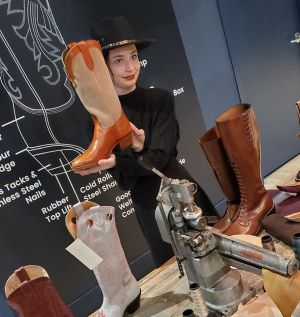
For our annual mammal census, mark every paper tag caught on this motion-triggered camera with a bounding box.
[272,191,291,205]
[66,239,103,270]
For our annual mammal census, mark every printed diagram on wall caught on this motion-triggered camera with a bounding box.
[0,0,83,171]
[0,0,92,203]
[0,0,139,229]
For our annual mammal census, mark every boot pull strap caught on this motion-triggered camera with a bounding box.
[67,42,77,49]
[65,201,98,239]
[78,41,94,71]
[4,268,30,298]
[15,267,30,283]
[61,42,76,63]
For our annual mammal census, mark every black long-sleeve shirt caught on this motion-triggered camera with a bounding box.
[88,85,216,215]
[110,86,180,203]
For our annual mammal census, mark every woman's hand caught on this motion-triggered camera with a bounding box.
[98,154,116,169]
[130,122,145,152]
[74,154,116,176]
[74,123,144,176]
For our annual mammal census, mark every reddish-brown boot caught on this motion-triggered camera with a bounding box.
[5,266,72,317]
[216,104,274,235]
[199,126,240,232]
[62,40,132,171]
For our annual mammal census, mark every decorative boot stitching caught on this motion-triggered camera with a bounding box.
[232,162,248,225]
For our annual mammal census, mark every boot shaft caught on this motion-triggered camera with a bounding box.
[199,126,239,202]
[66,202,141,317]
[62,40,121,127]
[6,267,72,317]
[215,104,274,234]
[216,104,265,206]
[216,104,260,161]
[62,40,133,171]
[67,203,136,301]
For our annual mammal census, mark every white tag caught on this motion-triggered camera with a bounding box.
[66,239,103,270]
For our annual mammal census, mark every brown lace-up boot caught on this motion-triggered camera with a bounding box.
[199,126,240,232]
[216,104,274,235]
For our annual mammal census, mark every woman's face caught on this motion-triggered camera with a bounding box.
[107,44,140,95]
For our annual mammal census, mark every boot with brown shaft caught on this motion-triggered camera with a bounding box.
[62,40,132,171]
[216,104,274,235]
[199,126,240,232]
[5,265,73,317]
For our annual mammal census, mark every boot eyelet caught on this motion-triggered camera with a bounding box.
[87,219,93,227]
[106,213,113,221]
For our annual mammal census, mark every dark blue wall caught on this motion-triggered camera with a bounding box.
[171,0,240,126]
[171,0,240,204]
[217,0,300,174]
[172,0,300,184]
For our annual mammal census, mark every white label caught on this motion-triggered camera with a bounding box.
[66,238,103,270]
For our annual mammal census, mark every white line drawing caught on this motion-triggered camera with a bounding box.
[55,174,65,194]
[0,41,84,178]
[59,159,80,202]
[1,115,25,127]
[8,0,65,87]
[0,0,86,189]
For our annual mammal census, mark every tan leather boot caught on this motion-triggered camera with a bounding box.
[65,202,141,317]
[5,265,72,317]
[216,104,274,235]
[229,235,289,317]
[62,40,132,171]
[263,269,300,317]
[199,126,240,232]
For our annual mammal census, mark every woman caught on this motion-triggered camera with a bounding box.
[77,16,218,267]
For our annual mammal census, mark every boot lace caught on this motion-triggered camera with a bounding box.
[232,162,248,224]
[242,110,254,144]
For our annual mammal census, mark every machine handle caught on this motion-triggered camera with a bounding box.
[138,156,171,183]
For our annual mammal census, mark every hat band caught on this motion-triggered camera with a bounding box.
[102,39,136,50]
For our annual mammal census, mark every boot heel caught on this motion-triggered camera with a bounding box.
[119,134,132,150]
[125,290,141,314]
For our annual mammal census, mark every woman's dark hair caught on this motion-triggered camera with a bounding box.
[102,49,109,61]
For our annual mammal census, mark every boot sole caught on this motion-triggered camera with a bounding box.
[124,289,141,315]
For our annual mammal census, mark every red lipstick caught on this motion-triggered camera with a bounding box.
[123,74,135,80]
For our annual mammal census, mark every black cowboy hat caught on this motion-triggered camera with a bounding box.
[91,16,155,51]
